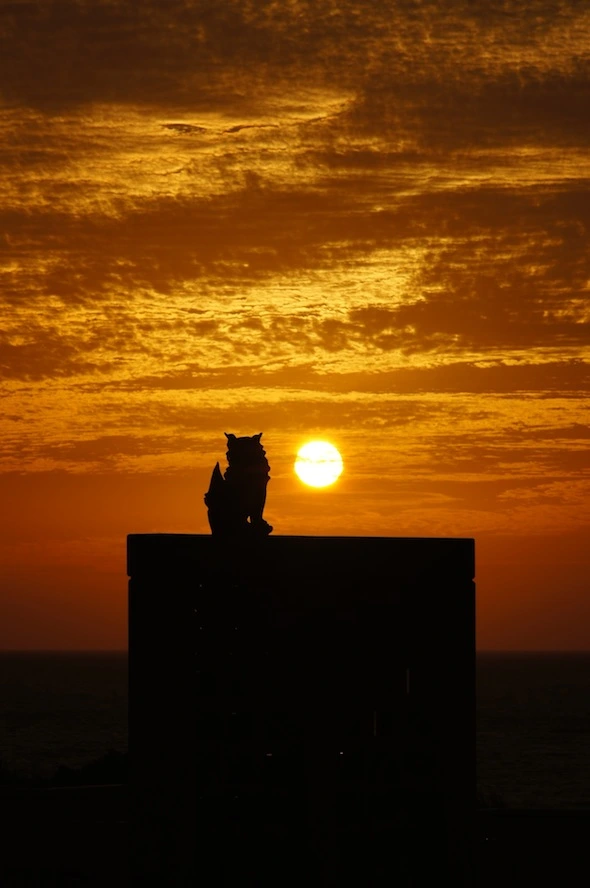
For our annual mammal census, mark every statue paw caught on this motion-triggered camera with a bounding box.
[252,518,273,536]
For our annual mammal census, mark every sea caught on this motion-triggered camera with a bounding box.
[1,651,589,809]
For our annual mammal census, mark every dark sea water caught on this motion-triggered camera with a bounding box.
[477,652,590,809]
[0,651,128,780]
[1,651,589,809]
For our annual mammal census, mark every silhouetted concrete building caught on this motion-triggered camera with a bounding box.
[128,535,475,886]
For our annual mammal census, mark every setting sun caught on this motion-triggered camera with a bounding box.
[294,441,344,488]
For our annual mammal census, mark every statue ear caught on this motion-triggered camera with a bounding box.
[255,433,262,441]
[225,433,236,441]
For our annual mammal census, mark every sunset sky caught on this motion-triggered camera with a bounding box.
[1,0,589,650]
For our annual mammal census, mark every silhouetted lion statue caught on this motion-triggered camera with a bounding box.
[204,433,273,537]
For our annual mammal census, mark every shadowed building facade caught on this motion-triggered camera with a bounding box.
[128,535,475,886]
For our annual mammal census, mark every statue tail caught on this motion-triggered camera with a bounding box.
[204,462,224,509]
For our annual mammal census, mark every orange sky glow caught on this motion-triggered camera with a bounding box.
[1,1,589,649]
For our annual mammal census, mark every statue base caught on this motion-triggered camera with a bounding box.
[128,534,475,886]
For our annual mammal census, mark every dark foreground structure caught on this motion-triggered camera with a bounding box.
[128,534,475,886]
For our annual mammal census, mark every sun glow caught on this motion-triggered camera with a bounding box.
[294,441,344,488]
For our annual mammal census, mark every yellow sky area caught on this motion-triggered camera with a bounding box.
[1,0,590,649]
